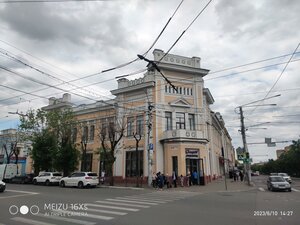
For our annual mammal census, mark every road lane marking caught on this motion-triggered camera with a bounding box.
[0,189,39,199]
[11,217,56,225]
[87,203,139,212]
[121,196,173,202]
[96,200,149,208]
[52,209,113,220]
[6,190,39,194]
[292,188,300,192]
[84,206,128,215]
[258,187,265,191]
[35,213,96,225]
[107,197,161,205]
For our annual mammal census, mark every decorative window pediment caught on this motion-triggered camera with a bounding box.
[169,98,191,108]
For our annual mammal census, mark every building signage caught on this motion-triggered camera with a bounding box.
[185,149,199,159]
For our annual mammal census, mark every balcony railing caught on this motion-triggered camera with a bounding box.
[161,129,204,142]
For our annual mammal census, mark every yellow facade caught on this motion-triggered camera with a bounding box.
[42,49,234,184]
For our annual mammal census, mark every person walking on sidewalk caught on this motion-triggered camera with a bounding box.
[180,175,184,187]
[172,171,177,188]
[239,171,244,182]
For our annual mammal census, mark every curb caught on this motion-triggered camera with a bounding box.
[99,185,145,190]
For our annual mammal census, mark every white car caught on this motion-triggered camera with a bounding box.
[278,173,292,183]
[33,172,63,186]
[0,180,6,192]
[60,172,99,188]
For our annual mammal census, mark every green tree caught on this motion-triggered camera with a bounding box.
[19,108,79,176]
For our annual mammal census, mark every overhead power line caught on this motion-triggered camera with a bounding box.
[159,0,213,62]
[249,43,300,115]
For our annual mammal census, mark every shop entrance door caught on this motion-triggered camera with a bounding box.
[186,158,200,185]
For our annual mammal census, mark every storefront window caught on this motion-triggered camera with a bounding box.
[125,151,143,177]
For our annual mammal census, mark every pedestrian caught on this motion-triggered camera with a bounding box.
[100,170,105,185]
[157,172,164,190]
[180,175,184,187]
[152,172,157,188]
[239,171,244,182]
[187,172,191,186]
[192,170,198,185]
[235,171,239,181]
[172,171,177,188]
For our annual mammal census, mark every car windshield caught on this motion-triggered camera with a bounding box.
[278,173,288,176]
[270,176,285,182]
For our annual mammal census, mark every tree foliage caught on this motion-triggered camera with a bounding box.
[19,108,79,176]
[251,139,300,177]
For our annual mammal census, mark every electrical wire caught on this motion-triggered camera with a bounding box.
[249,43,300,115]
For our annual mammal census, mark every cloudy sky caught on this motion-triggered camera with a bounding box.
[0,0,299,163]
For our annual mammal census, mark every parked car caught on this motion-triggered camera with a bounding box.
[0,180,6,192]
[60,172,99,188]
[33,172,62,186]
[267,176,291,192]
[11,173,35,184]
[278,173,292,183]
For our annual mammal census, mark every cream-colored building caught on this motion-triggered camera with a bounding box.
[43,49,234,184]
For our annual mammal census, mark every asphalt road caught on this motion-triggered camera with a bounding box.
[0,179,299,225]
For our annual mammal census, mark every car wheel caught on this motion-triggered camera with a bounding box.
[45,180,50,186]
[60,181,65,187]
[33,179,37,185]
[78,181,84,189]
[288,188,292,192]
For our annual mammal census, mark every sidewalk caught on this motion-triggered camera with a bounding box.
[100,178,256,193]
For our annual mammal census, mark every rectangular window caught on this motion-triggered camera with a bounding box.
[82,126,88,142]
[183,87,186,95]
[176,112,185,129]
[169,86,171,93]
[100,119,107,136]
[188,114,195,130]
[165,112,172,130]
[89,125,95,141]
[191,88,193,95]
[165,85,167,93]
[187,88,190,95]
[172,156,178,176]
[125,151,144,177]
[127,117,134,137]
[136,115,144,135]
[72,127,77,143]
[81,153,93,171]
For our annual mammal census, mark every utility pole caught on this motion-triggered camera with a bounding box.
[147,103,154,187]
[239,106,251,185]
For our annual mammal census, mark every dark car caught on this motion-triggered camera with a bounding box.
[267,176,291,192]
[11,173,35,184]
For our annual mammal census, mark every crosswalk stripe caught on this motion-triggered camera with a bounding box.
[112,198,162,204]
[52,209,113,220]
[35,213,96,225]
[84,206,128,215]
[121,196,173,202]
[97,200,150,208]
[258,187,265,192]
[11,217,56,225]
[87,203,139,212]
[292,188,300,192]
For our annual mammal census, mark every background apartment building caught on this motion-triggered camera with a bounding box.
[43,50,234,184]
